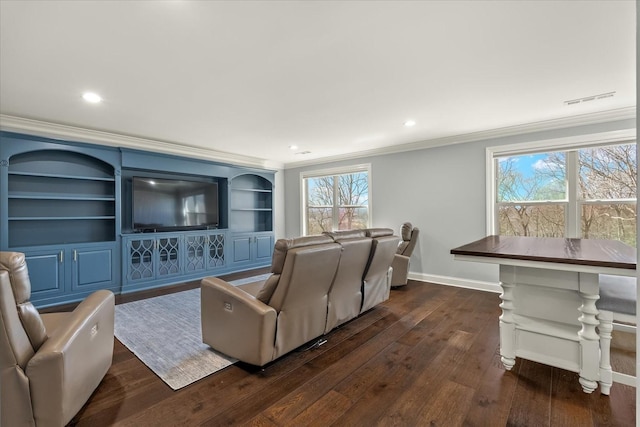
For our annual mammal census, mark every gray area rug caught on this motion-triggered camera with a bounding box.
[114,273,271,390]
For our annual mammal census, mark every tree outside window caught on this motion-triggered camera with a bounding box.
[579,145,636,244]
[497,152,566,238]
[304,168,370,235]
[495,143,637,246]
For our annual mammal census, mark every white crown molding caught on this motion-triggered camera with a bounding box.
[284,107,637,169]
[2,107,634,172]
[408,272,501,294]
[0,114,284,171]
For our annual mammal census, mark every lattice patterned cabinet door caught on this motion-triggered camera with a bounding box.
[157,236,181,277]
[207,232,225,268]
[127,238,155,281]
[185,234,207,272]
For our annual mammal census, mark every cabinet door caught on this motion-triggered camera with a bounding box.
[125,238,155,283]
[230,233,273,267]
[206,232,226,270]
[184,234,207,273]
[24,249,67,301]
[170,232,225,275]
[255,234,274,263]
[71,245,116,292]
[231,235,252,264]
[156,235,181,278]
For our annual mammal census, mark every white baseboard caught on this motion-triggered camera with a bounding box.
[612,371,636,388]
[613,322,637,334]
[408,272,501,294]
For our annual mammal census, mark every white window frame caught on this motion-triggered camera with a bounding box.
[300,163,372,236]
[486,129,637,237]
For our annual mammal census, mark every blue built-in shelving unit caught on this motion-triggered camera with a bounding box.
[0,131,275,307]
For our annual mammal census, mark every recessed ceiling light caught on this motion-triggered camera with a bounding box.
[404,120,416,127]
[82,92,102,103]
[289,145,298,150]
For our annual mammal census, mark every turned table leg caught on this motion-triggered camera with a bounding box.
[578,272,601,394]
[499,278,516,371]
[597,310,613,395]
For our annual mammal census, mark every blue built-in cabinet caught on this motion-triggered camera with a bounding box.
[0,134,121,307]
[121,229,227,292]
[0,131,275,307]
[230,232,274,267]
[24,244,118,303]
[229,172,274,268]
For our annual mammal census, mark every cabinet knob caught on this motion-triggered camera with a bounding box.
[59,250,64,263]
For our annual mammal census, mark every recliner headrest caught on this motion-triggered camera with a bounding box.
[365,228,394,238]
[397,227,419,256]
[271,235,334,274]
[0,252,30,304]
[401,222,413,241]
[0,251,47,351]
[323,230,367,240]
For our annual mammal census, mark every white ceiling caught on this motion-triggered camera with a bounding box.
[0,1,636,169]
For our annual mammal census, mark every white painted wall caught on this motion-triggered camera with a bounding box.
[273,168,286,240]
[283,118,636,288]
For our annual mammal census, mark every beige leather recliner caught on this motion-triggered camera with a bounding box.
[323,228,400,318]
[391,222,420,287]
[201,235,342,367]
[361,228,401,312]
[322,230,373,333]
[0,251,115,427]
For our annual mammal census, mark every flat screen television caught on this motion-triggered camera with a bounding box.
[132,176,219,232]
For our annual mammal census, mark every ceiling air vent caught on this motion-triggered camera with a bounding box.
[564,91,615,106]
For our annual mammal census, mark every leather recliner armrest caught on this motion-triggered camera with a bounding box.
[201,277,277,367]
[26,290,115,427]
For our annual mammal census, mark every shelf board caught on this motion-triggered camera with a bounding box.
[9,216,116,221]
[231,208,272,212]
[9,171,115,182]
[8,193,115,201]
[231,187,272,193]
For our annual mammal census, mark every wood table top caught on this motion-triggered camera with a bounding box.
[451,235,637,270]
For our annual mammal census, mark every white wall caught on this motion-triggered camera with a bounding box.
[283,118,636,288]
[273,168,286,240]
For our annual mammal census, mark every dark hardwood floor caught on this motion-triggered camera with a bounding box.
[68,271,636,426]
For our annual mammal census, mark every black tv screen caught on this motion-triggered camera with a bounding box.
[132,177,219,232]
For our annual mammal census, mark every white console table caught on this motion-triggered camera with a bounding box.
[451,235,636,395]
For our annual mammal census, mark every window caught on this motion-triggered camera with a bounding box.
[488,130,637,246]
[302,164,371,235]
[578,145,637,243]
[497,151,567,238]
